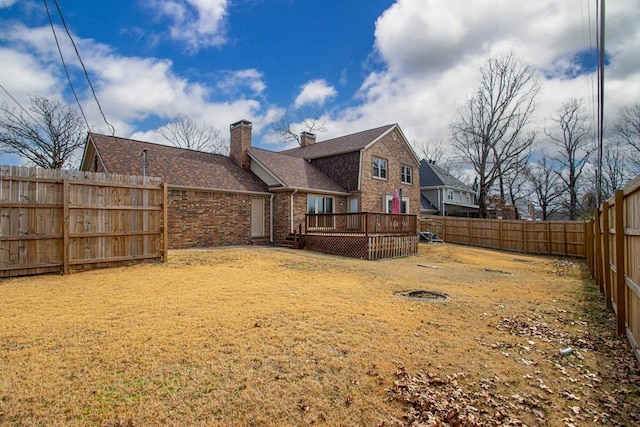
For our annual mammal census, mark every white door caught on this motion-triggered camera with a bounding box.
[250,197,265,237]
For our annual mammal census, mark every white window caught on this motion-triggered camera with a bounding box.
[373,156,388,179]
[308,195,334,214]
[308,195,335,229]
[401,165,412,184]
[384,195,409,214]
[446,189,454,200]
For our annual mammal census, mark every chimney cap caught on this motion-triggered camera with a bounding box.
[230,119,252,129]
[301,131,316,137]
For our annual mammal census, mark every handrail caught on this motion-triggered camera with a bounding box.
[305,212,417,235]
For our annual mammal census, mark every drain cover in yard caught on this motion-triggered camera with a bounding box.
[395,290,449,302]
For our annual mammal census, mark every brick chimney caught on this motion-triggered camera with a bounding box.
[230,119,252,169]
[300,131,316,148]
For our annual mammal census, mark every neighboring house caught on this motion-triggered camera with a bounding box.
[419,159,479,217]
[80,120,421,248]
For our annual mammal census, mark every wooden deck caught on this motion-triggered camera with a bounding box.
[302,213,418,260]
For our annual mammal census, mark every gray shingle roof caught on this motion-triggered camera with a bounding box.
[249,148,348,193]
[419,159,471,190]
[88,133,269,193]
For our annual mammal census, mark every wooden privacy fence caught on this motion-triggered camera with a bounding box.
[589,176,640,362]
[1,166,168,278]
[422,215,586,257]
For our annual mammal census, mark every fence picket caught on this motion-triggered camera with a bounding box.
[0,167,165,277]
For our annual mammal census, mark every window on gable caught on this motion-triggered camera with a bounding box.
[401,165,412,184]
[373,156,388,179]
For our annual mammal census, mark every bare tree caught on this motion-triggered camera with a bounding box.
[524,156,562,220]
[600,139,631,199]
[157,113,227,154]
[502,161,529,219]
[414,138,449,163]
[449,52,540,217]
[613,103,640,171]
[614,103,640,153]
[0,96,86,169]
[270,107,327,145]
[546,98,594,220]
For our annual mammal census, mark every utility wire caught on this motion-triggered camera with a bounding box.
[44,0,92,135]
[0,83,50,136]
[51,0,116,138]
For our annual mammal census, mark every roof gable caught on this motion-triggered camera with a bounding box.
[248,148,348,194]
[282,124,396,159]
[85,133,268,193]
[419,159,472,191]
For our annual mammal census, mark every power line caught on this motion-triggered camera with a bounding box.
[0,83,48,135]
[44,0,134,167]
[43,0,91,131]
[51,0,116,138]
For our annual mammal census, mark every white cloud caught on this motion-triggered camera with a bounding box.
[155,0,229,52]
[0,23,270,145]
[217,69,266,95]
[294,79,337,107]
[0,0,16,8]
[314,0,640,162]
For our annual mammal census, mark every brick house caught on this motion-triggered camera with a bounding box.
[80,120,421,248]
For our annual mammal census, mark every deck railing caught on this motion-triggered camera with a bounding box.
[305,212,417,235]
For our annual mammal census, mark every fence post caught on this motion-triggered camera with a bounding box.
[593,208,603,292]
[585,221,594,278]
[523,220,528,253]
[602,201,612,309]
[62,178,70,275]
[162,183,169,262]
[614,189,626,336]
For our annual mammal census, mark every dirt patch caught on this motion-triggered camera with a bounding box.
[394,290,449,301]
[0,244,638,426]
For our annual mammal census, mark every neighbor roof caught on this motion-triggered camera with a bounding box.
[419,159,471,191]
[248,148,348,194]
[282,124,396,159]
[86,133,268,193]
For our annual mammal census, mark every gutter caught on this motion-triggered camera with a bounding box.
[290,188,298,233]
[167,184,270,196]
[270,193,274,243]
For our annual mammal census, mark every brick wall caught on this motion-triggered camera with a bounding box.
[359,128,421,214]
[167,188,270,249]
[311,151,360,192]
[272,190,348,242]
[272,192,291,243]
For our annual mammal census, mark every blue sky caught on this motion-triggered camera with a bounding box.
[1,0,639,168]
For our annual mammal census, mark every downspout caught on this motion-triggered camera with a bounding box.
[290,188,298,233]
[270,193,274,243]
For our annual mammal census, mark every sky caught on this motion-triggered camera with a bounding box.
[0,0,639,168]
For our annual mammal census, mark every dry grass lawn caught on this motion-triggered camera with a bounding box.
[0,244,638,426]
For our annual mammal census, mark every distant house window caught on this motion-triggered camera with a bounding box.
[373,156,387,179]
[466,193,471,201]
[93,156,98,172]
[401,165,412,184]
[447,189,454,200]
